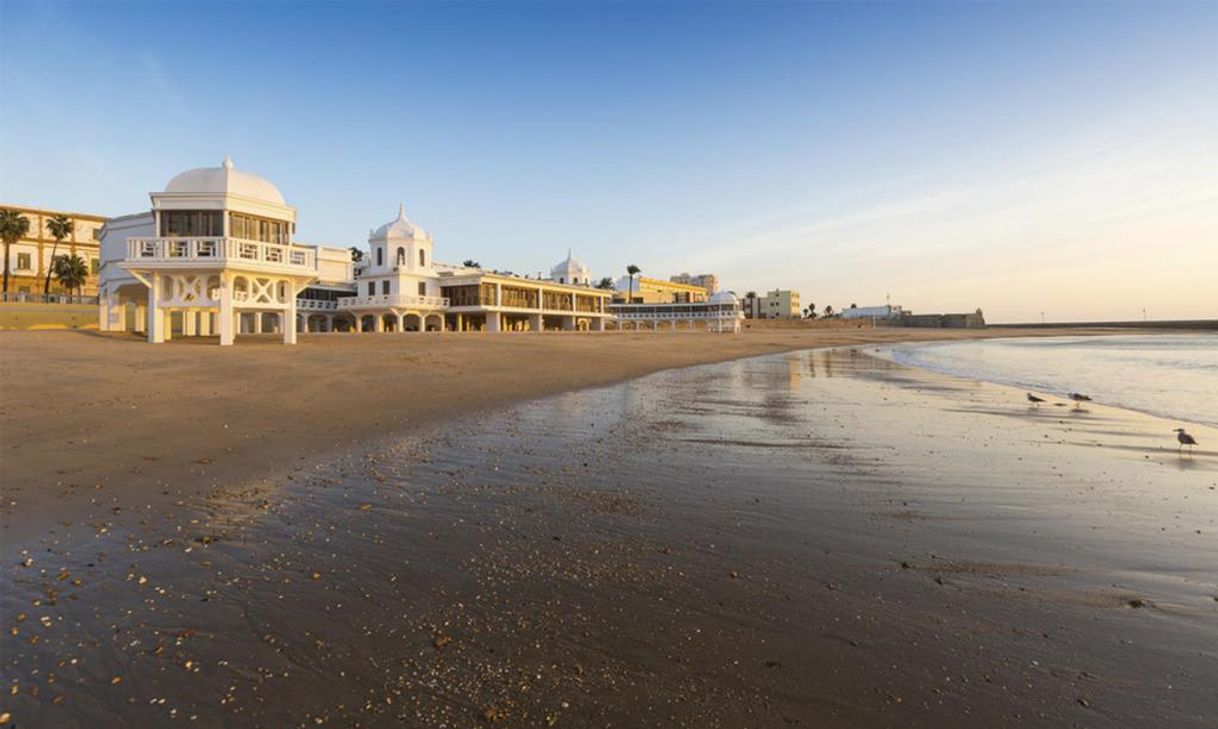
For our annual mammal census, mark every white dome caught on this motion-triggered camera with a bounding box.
[710,291,739,305]
[372,204,429,240]
[550,249,590,284]
[164,156,285,205]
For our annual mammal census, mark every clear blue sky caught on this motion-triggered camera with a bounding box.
[2,1,1215,322]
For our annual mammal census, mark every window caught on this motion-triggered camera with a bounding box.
[161,210,222,237]
[419,249,425,267]
[376,247,383,267]
[367,281,375,295]
[397,247,405,266]
[16,253,30,270]
[90,259,99,274]
[417,282,426,296]
[228,213,288,243]
[381,280,389,295]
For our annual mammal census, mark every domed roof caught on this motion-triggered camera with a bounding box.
[551,249,589,274]
[163,156,286,205]
[372,204,429,240]
[710,291,739,305]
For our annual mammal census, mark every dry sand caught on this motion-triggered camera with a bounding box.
[1,326,1088,541]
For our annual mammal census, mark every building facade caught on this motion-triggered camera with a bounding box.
[668,272,718,295]
[1,204,107,298]
[608,291,743,333]
[744,289,801,319]
[98,159,614,344]
[613,275,709,304]
[840,304,906,321]
[98,157,352,344]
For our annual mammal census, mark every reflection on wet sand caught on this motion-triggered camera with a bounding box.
[3,349,1215,728]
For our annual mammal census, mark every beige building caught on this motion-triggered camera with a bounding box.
[669,272,718,295]
[613,275,708,304]
[1,204,107,297]
[745,288,801,319]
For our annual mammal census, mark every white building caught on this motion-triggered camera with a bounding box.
[840,304,905,320]
[608,291,744,333]
[550,250,591,286]
[98,159,615,343]
[97,157,352,345]
[97,158,746,342]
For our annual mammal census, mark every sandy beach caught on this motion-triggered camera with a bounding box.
[1,327,1083,543]
[2,329,1215,727]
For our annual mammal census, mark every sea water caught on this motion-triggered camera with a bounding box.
[879,333,1218,428]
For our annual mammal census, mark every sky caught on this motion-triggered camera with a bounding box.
[1,1,1215,323]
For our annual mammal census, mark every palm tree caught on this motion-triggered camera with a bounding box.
[462,259,481,269]
[626,264,641,303]
[349,246,364,262]
[0,209,32,296]
[804,303,817,319]
[823,304,835,318]
[44,214,74,295]
[53,253,88,299]
[595,276,615,290]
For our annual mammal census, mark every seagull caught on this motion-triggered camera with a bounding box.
[1174,428,1198,455]
[1026,393,1046,408]
[1068,392,1092,409]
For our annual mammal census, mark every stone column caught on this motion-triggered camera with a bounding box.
[284,295,297,345]
[198,311,212,337]
[147,273,165,343]
[487,311,501,332]
[184,310,197,337]
[530,313,543,332]
[219,274,235,346]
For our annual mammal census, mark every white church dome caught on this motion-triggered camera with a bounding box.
[710,291,739,305]
[550,249,590,285]
[164,156,286,205]
[372,204,429,240]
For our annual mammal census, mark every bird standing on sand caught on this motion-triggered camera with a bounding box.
[1068,392,1092,409]
[1026,393,1046,408]
[1174,428,1198,455]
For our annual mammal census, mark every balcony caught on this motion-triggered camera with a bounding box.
[336,293,449,310]
[125,237,316,271]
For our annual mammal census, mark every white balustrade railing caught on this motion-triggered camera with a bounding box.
[337,293,449,309]
[609,307,742,320]
[126,237,316,270]
[298,299,339,311]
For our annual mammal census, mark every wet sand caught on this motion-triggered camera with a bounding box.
[2,341,1214,727]
[1,326,1087,544]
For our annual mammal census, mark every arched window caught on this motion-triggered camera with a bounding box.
[376,247,383,266]
[396,247,406,265]
[419,249,426,267]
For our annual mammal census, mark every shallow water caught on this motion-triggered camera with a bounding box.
[3,348,1216,727]
[877,334,1218,427]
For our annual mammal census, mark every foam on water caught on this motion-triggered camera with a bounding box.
[877,334,1218,428]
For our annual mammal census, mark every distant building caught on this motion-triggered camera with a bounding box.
[744,289,801,319]
[669,272,718,295]
[897,309,986,328]
[1,204,107,298]
[608,291,743,333]
[841,304,906,320]
[613,275,709,304]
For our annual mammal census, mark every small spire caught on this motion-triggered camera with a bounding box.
[398,203,407,220]
[222,155,234,170]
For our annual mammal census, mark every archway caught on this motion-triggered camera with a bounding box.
[360,314,376,332]
[425,313,444,332]
[403,312,423,331]
[381,313,398,332]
